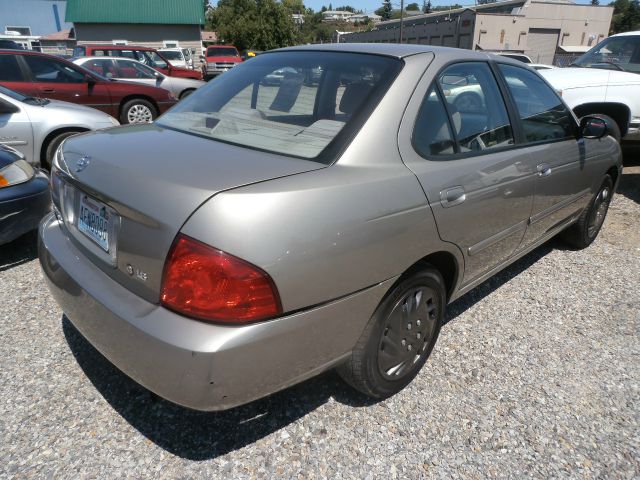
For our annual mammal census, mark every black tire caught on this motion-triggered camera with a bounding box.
[120,98,157,124]
[43,131,82,170]
[337,268,445,399]
[591,114,621,142]
[560,175,614,249]
[179,89,195,100]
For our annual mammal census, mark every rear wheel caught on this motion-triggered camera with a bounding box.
[560,175,613,249]
[120,99,157,124]
[337,268,445,399]
[44,131,82,170]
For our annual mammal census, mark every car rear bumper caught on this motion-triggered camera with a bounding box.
[39,213,392,411]
[0,171,50,245]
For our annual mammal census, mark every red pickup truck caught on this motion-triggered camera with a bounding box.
[203,45,242,80]
[73,45,203,80]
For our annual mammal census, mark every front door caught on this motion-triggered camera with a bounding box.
[0,96,33,162]
[399,61,536,285]
[496,64,596,249]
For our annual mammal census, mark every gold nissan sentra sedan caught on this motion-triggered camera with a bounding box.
[39,44,622,411]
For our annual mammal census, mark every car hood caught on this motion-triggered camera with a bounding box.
[54,123,325,302]
[540,67,640,89]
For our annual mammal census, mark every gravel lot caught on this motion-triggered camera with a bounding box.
[1,155,639,478]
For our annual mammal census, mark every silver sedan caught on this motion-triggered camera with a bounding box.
[0,84,119,168]
[40,45,621,411]
[73,57,205,100]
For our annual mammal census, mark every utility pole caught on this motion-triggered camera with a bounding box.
[399,0,404,43]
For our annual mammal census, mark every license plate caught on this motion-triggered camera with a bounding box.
[77,194,111,252]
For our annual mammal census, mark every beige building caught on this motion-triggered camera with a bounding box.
[342,0,613,65]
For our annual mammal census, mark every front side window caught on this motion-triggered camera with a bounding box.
[572,35,640,74]
[498,64,576,143]
[23,56,85,83]
[0,55,24,81]
[157,51,402,162]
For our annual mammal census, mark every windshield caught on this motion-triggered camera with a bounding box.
[573,35,640,73]
[161,50,183,61]
[207,47,239,57]
[157,51,402,162]
[0,84,28,102]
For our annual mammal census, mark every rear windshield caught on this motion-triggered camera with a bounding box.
[157,51,402,163]
[207,47,239,57]
[161,50,183,60]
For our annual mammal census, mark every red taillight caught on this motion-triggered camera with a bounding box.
[160,234,282,324]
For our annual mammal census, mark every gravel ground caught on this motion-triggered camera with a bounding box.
[1,157,639,478]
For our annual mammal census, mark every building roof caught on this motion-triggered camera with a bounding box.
[40,28,74,40]
[65,0,205,25]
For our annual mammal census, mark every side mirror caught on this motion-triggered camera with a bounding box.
[580,116,608,140]
[86,75,96,86]
[0,98,19,114]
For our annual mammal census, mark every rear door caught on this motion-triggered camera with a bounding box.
[399,61,536,285]
[496,63,594,250]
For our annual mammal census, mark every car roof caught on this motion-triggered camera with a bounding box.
[611,31,640,37]
[276,43,513,61]
[83,44,155,51]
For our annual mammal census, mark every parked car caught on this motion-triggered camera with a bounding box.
[496,52,533,64]
[203,45,242,80]
[0,50,178,124]
[159,48,194,70]
[73,57,205,100]
[531,64,555,71]
[72,44,203,80]
[0,144,50,245]
[40,45,622,412]
[0,39,22,50]
[0,84,119,168]
[540,31,640,142]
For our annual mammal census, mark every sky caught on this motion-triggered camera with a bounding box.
[287,0,594,15]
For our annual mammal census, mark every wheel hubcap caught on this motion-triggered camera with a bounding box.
[127,104,153,124]
[587,187,610,238]
[377,287,438,380]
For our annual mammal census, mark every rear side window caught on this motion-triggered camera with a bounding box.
[413,62,514,158]
[438,62,513,153]
[0,56,24,81]
[498,64,576,142]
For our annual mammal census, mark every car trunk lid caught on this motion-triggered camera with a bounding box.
[53,124,325,303]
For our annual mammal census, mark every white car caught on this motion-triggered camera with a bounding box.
[539,31,640,141]
[0,84,119,168]
[159,48,194,70]
[74,57,205,100]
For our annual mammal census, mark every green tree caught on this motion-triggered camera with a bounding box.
[591,0,599,4]
[422,0,432,12]
[609,0,640,33]
[375,0,392,20]
[282,0,305,14]
[207,0,298,51]
[406,2,420,10]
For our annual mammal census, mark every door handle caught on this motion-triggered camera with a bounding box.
[41,88,55,94]
[440,186,466,208]
[537,163,552,177]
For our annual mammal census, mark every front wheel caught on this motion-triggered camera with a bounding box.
[120,99,157,124]
[337,268,445,399]
[560,175,613,249]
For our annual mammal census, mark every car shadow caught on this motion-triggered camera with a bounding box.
[63,239,559,460]
[0,231,38,272]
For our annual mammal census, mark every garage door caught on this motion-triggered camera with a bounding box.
[527,28,560,64]
[458,34,471,49]
[442,35,455,47]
